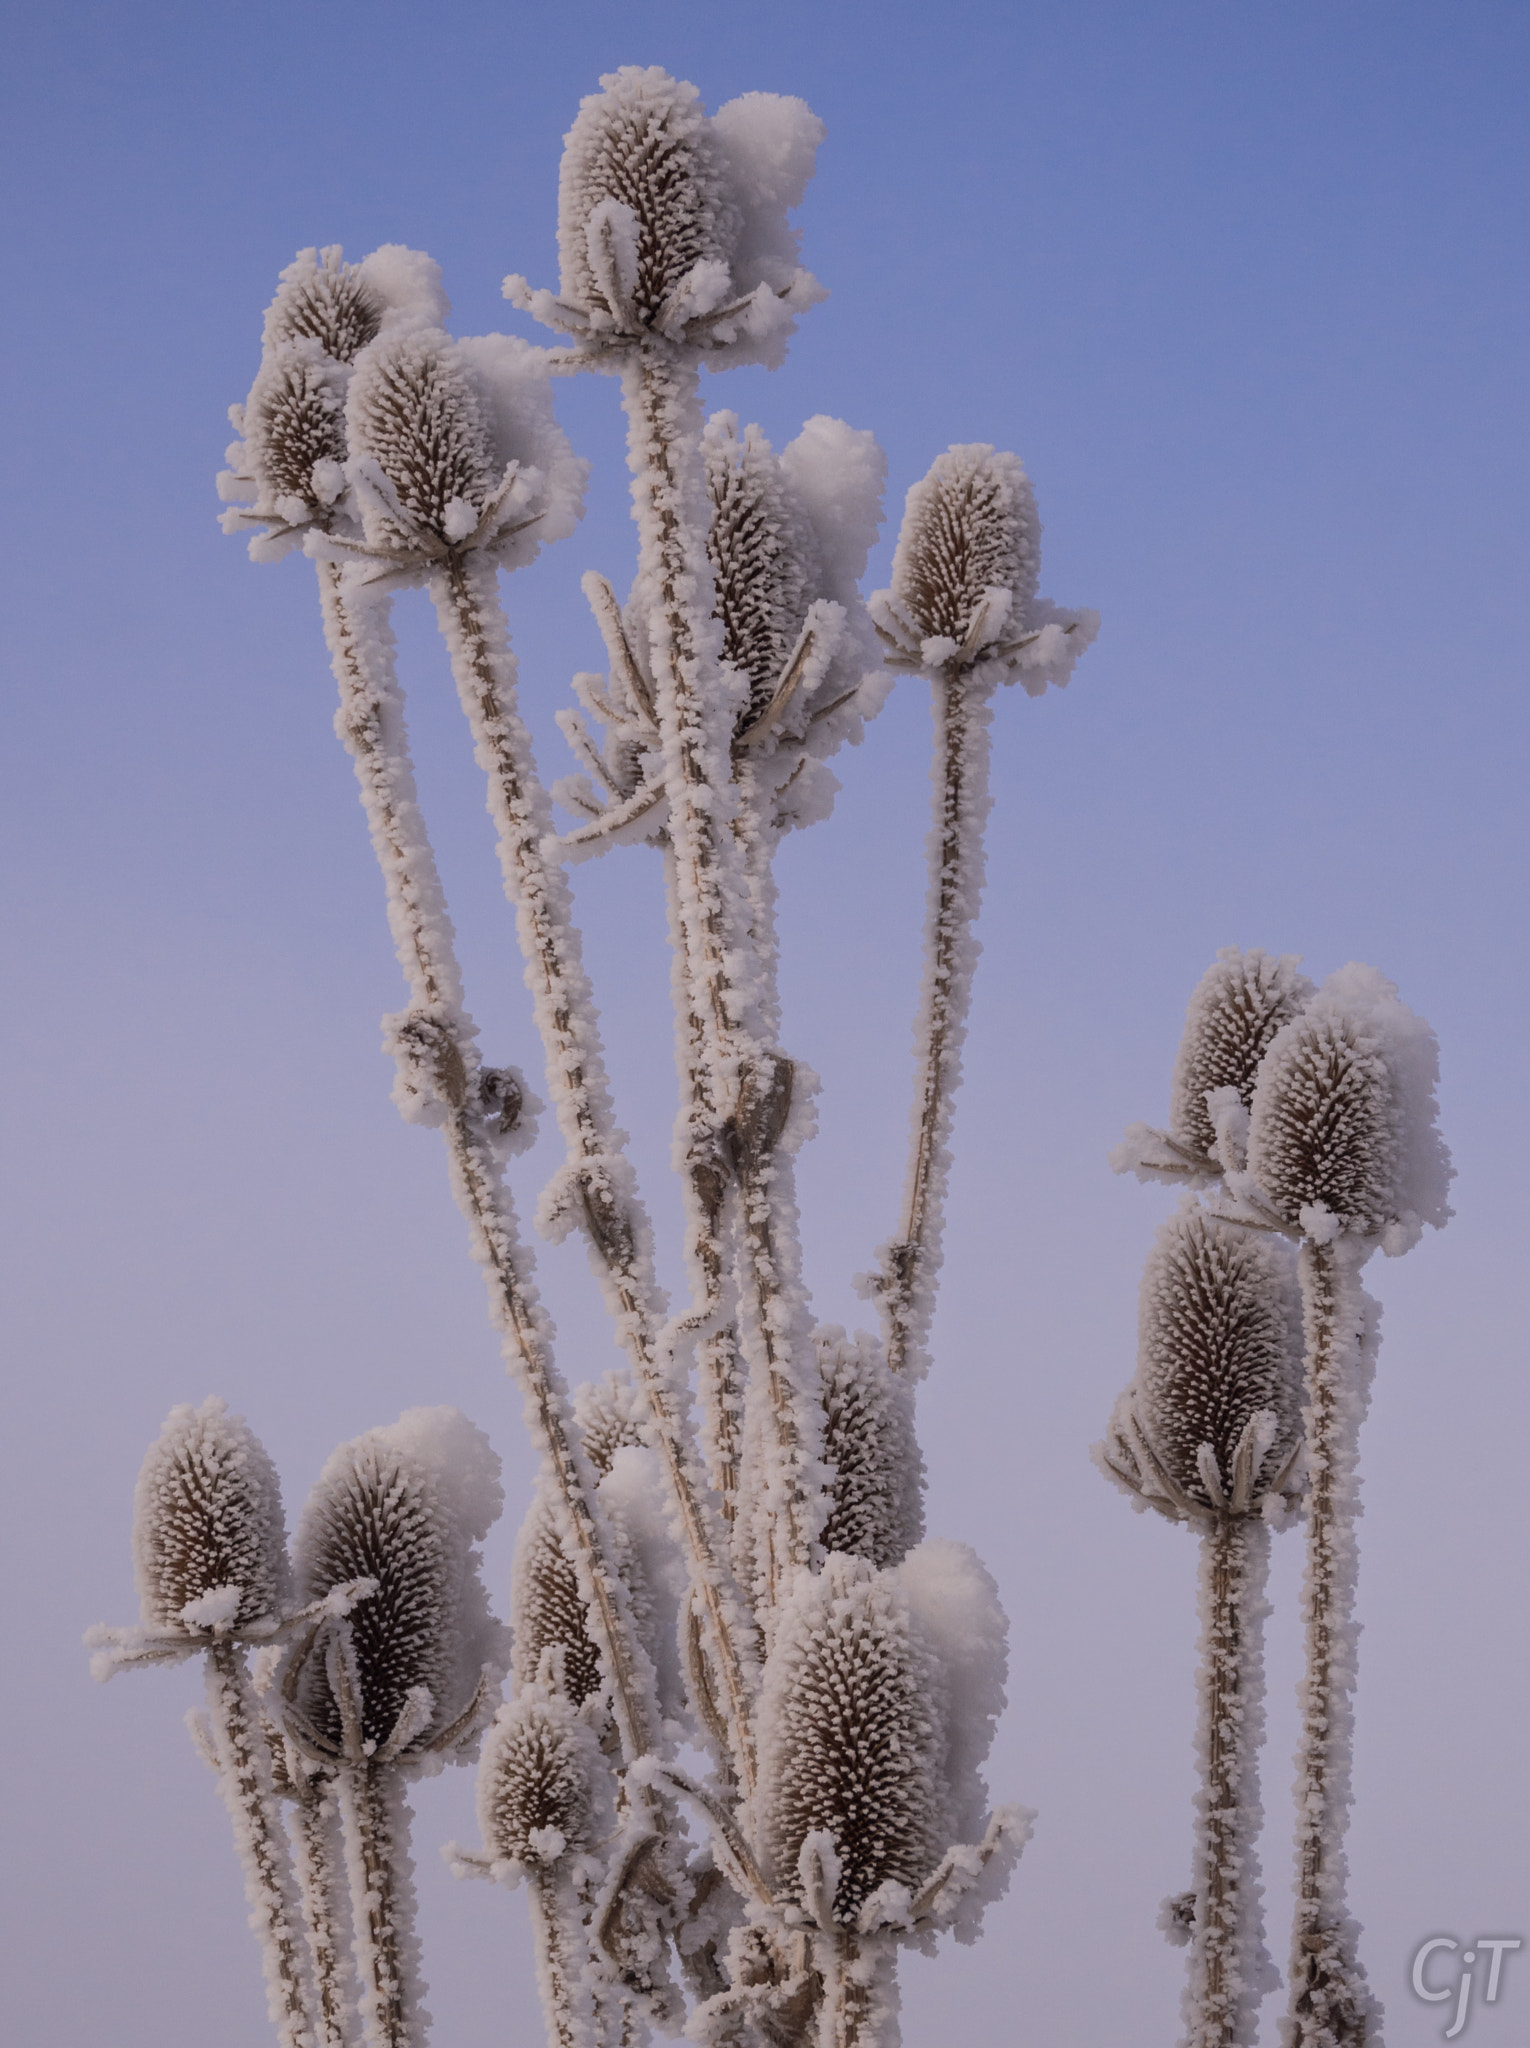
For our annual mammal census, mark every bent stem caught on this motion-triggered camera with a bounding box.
[1188,1516,1271,2048]
[429,549,760,1792]
[313,560,656,1769]
[1286,1238,1378,2048]
[879,666,994,1378]
[204,1643,317,2048]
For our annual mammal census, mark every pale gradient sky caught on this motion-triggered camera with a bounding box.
[2,5,1527,2045]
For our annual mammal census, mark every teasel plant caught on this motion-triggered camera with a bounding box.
[1110,951,1452,2048]
[89,58,1102,2048]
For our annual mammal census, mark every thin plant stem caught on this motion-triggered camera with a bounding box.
[334,1764,415,2048]
[204,1642,317,2048]
[290,1774,356,2048]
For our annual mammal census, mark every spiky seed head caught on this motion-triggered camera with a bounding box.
[132,1397,289,1635]
[573,1372,649,1478]
[757,1555,946,1926]
[703,412,820,724]
[1168,949,1314,1163]
[510,1491,604,1707]
[476,1691,600,1866]
[346,328,500,551]
[890,445,1039,650]
[558,66,739,329]
[263,246,384,364]
[1134,1208,1303,1512]
[241,342,350,520]
[293,1409,503,1754]
[817,1329,925,1570]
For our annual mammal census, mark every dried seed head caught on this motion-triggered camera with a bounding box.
[1245,965,1450,1243]
[703,412,820,723]
[476,1691,600,1866]
[573,1372,649,1478]
[891,445,1039,651]
[558,66,739,330]
[346,328,500,551]
[509,1490,604,1707]
[817,1329,925,1570]
[293,1408,503,1754]
[241,341,350,520]
[264,246,384,364]
[132,1397,289,1635]
[1133,1207,1303,1513]
[1168,949,1315,1164]
[757,1554,946,1926]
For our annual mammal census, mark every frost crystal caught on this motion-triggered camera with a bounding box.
[756,1555,945,1926]
[132,1397,289,1635]
[1168,949,1314,1166]
[817,1329,925,1570]
[292,1407,504,1753]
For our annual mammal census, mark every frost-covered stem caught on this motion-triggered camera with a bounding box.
[819,1934,875,2048]
[291,1777,355,2048]
[204,1643,316,2048]
[314,563,655,1770]
[527,1866,589,2048]
[335,1765,417,2048]
[1189,1516,1270,2048]
[881,668,994,1378]
[623,351,816,1589]
[1286,1240,1378,2048]
[431,551,759,1792]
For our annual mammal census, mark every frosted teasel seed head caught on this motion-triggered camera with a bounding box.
[263,245,384,365]
[1169,949,1315,1171]
[1097,1207,1304,1523]
[218,341,352,557]
[510,1488,605,1709]
[469,1689,602,1876]
[290,1408,505,1763]
[817,1328,925,1571]
[870,444,1097,694]
[1244,963,1452,1251]
[573,1371,651,1478]
[508,67,826,363]
[331,328,585,572]
[756,1554,946,1929]
[704,411,820,729]
[131,1396,290,1637]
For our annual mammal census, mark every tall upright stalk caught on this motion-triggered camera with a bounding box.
[1285,1239,1377,2048]
[314,562,656,1769]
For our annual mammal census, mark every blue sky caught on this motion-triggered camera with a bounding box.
[3,5,1527,2044]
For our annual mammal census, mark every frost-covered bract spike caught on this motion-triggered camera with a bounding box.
[1246,963,1452,1247]
[475,1690,602,1869]
[293,1407,505,1756]
[703,412,821,727]
[510,1489,605,1708]
[264,246,385,363]
[133,1396,289,1636]
[1168,949,1315,1168]
[1133,1207,1304,1516]
[756,1554,946,1927]
[887,444,1039,657]
[817,1328,925,1570]
[556,67,740,335]
[573,1371,651,1477]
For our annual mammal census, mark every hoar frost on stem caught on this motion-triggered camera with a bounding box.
[1107,953,1452,2048]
